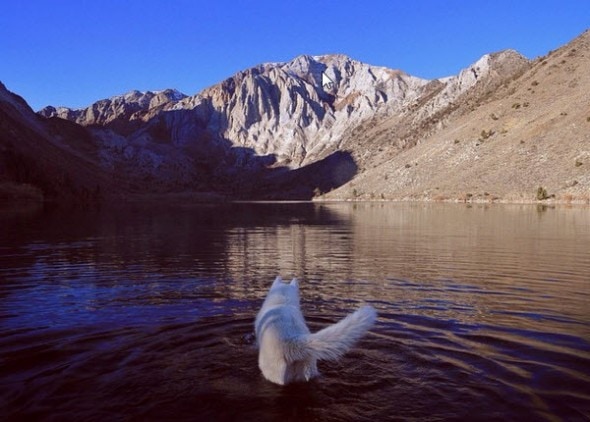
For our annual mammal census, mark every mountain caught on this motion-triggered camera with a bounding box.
[0,82,115,203]
[322,29,590,203]
[33,51,529,199]
[35,55,436,198]
[40,89,187,134]
[39,55,431,167]
[4,29,589,203]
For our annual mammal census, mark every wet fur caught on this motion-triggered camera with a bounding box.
[255,276,376,385]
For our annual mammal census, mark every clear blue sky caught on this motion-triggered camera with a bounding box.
[1,0,588,110]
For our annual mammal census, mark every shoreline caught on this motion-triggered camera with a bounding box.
[2,190,589,210]
[312,197,590,206]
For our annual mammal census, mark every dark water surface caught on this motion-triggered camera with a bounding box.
[1,202,589,421]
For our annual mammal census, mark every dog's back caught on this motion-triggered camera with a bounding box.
[255,276,376,385]
[255,277,317,384]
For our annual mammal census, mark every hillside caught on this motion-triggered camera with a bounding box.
[3,29,589,203]
[321,30,590,203]
[0,83,115,203]
[39,55,434,176]
[33,50,530,200]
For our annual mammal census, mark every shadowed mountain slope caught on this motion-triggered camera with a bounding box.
[3,30,588,203]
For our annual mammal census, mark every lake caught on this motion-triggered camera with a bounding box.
[1,202,589,421]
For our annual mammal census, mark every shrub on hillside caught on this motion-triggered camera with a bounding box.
[536,186,549,200]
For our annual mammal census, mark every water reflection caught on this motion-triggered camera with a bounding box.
[1,202,589,420]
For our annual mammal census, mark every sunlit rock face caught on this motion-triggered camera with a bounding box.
[38,55,434,168]
[31,48,532,198]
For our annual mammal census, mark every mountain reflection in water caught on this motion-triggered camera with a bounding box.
[1,202,589,421]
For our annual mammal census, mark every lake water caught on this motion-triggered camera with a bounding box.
[1,202,589,421]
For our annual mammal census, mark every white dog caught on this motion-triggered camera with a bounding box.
[254,276,376,385]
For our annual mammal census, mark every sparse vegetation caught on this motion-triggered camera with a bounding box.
[5,29,589,206]
[480,129,494,140]
[459,192,473,202]
[537,186,549,200]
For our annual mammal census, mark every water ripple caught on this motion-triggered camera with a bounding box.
[1,202,589,421]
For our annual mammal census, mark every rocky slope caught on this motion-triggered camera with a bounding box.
[39,55,432,168]
[41,89,187,134]
[5,29,588,202]
[321,29,590,203]
[34,50,533,199]
[0,82,115,202]
[40,52,527,170]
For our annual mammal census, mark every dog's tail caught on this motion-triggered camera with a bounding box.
[303,305,377,361]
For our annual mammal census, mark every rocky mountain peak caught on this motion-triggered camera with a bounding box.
[34,49,531,179]
[4,29,588,202]
[38,88,188,129]
[0,82,35,117]
[58,53,433,170]
[323,31,589,203]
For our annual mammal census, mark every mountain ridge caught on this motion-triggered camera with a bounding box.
[0,82,116,203]
[37,50,521,172]
[3,29,589,203]
[323,29,590,203]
